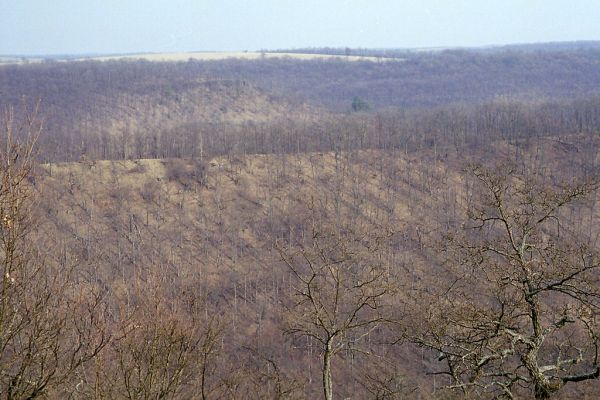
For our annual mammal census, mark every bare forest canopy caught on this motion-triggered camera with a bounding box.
[3,43,600,399]
[1,47,600,163]
[4,48,600,114]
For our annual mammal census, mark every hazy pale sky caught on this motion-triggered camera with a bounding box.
[2,0,600,55]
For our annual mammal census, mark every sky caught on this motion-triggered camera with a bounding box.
[1,0,600,55]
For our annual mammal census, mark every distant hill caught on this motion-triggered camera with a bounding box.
[0,60,322,161]
[4,44,600,115]
[2,45,600,162]
[211,48,600,111]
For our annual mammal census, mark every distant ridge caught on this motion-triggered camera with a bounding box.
[4,40,600,63]
[269,40,600,58]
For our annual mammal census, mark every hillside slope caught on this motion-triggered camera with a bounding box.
[33,133,600,398]
[0,62,319,161]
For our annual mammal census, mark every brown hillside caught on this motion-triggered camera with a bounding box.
[32,133,600,398]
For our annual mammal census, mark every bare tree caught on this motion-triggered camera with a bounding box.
[240,347,303,400]
[276,202,393,400]
[0,107,108,399]
[412,164,600,399]
[91,288,226,400]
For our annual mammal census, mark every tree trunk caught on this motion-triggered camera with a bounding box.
[323,339,333,400]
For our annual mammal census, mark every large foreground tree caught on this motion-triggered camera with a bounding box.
[412,165,600,399]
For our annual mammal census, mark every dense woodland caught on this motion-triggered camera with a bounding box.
[2,46,600,399]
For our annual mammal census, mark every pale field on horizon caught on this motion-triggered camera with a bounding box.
[84,51,399,62]
[0,51,400,65]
